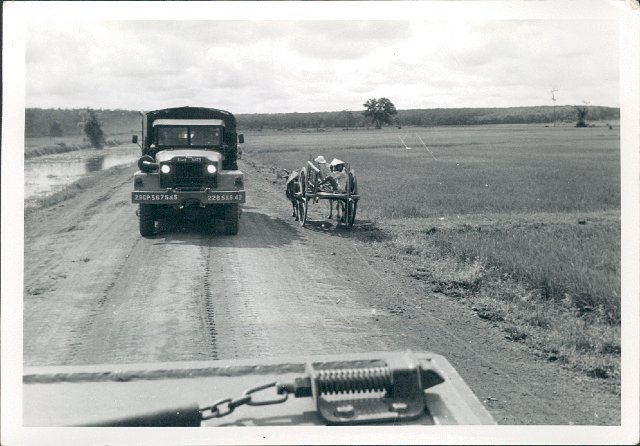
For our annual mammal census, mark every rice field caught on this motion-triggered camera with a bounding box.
[243,124,621,379]
[245,125,619,216]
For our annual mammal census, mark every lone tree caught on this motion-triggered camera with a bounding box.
[363,97,397,129]
[82,108,106,148]
[574,101,589,128]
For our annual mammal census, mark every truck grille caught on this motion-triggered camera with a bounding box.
[174,163,203,187]
[159,161,217,189]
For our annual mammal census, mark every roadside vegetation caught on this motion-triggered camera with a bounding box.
[24,135,126,159]
[244,124,621,384]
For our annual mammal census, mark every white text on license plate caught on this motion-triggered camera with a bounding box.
[207,193,244,201]
[134,193,178,201]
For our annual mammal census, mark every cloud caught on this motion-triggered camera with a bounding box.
[24,18,620,112]
[287,21,411,60]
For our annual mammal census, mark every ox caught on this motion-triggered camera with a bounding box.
[284,169,301,220]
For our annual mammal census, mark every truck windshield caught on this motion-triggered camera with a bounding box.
[156,126,222,147]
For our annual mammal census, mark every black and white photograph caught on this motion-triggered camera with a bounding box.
[2,1,639,444]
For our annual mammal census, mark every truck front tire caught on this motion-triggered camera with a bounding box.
[139,204,155,237]
[224,203,240,235]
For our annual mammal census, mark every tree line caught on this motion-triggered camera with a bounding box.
[238,105,619,129]
[25,108,141,138]
[25,105,619,137]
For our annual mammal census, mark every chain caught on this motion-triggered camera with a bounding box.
[199,381,289,420]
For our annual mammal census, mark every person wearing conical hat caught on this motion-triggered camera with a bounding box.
[319,158,348,221]
[328,159,347,194]
[314,155,331,180]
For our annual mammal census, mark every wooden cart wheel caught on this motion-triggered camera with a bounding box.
[349,170,358,195]
[343,169,357,228]
[298,168,308,226]
[299,168,307,197]
[346,199,358,228]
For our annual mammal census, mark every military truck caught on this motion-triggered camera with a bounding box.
[131,106,245,236]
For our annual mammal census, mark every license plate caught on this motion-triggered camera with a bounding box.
[206,191,245,203]
[132,191,245,204]
[132,192,179,203]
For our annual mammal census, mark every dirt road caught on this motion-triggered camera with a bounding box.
[23,155,619,425]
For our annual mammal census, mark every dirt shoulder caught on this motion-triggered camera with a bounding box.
[23,158,620,425]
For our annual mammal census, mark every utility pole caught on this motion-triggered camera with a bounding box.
[551,87,559,127]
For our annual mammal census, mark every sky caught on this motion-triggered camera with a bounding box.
[23,6,621,114]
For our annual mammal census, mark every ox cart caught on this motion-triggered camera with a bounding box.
[287,160,360,228]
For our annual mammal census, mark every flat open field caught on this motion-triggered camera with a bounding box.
[243,124,621,381]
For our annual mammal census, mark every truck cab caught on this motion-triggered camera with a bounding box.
[131,106,245,236]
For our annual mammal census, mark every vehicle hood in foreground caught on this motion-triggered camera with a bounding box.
[23,351,495,427]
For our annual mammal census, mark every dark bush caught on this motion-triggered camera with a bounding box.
[83,109,105,149]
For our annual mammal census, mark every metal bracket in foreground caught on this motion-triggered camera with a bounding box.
[279,351,445,425]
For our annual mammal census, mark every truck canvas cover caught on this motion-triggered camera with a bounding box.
[143,106,237,147]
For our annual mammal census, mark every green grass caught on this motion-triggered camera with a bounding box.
[427,214,620,321]
[243,124,621,381]
[246,125,620,217]
[379,226,620,380]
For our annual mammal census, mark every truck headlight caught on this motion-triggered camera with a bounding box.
[161,164,171,174]
[207,165,217,174]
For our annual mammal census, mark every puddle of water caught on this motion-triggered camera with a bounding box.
[24,145,140,200]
